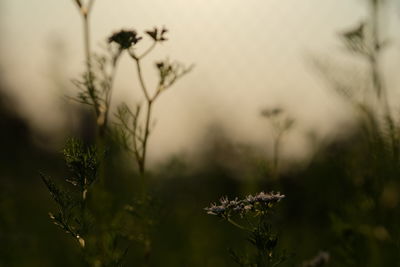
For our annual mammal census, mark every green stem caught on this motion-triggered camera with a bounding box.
[227,218,249,231]
[102,60,120,136]
[272,133,282,179]
[140,100,153,176]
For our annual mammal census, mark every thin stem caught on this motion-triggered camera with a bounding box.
[139,42,157,60]
[82,14,99,118]
[102,60,120,135]
[135,59,151,102]
[132,57,155,175]
[83,15,91,86]
[369,0,390,113]
[227,218,250,231]
[272,134,281,180]
[139,100,153,175]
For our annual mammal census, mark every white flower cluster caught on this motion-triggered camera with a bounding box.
[205,192,285,218]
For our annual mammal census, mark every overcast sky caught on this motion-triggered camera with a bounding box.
[1,0,400,165]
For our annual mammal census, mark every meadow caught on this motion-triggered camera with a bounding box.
[0,1,399,266]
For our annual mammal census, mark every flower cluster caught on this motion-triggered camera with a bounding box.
[108,30,142,50]
[261,108,283,118]
[205,191,285,219]
[145,27,168,42]
[155,59,192,88]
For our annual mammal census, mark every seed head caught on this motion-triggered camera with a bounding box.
[108,30,142,49]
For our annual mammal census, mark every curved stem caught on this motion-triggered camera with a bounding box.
[139,42,157,60]
[227,218,250,231]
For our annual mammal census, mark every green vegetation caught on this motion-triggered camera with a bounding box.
[0,0,399,266]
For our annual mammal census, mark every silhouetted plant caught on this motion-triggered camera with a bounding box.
[205,192,287,267]
[112,27,193,175]
[71,0,112,136]
[108,28,192,265]
[72,43,124,137]
[260,108,295,179]
[41,2,195,265]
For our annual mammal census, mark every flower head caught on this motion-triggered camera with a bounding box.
[155,59,192,88]
[204,202,227,217]
[145,26,168,42]
[261,108,283,118]
[108,30,142,49]
[246,192,285,205]
[205,191,285,219]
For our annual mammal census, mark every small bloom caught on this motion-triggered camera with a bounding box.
[204,203,226,217]
[205,191,285,218]
[246,192,284,204]
[155,59,190,88]
[145,26,168,42]
[108,30,142,49]
[261,108,283,118]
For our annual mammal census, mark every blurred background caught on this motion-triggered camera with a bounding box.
[1,0,400,266]
[3,0,400,163]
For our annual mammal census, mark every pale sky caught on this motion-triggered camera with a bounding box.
[1,0,400,165]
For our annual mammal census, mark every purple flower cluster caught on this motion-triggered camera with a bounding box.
[205,192,285,218]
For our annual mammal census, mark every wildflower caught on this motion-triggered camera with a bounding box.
[155,59,190,88]
[204,196,238,217]
[205,192,285,219]
[108,30,142,49]
[205,202,227,217]
[145,26,168,42]
[246,192,285,205]
[261,108,283,118]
